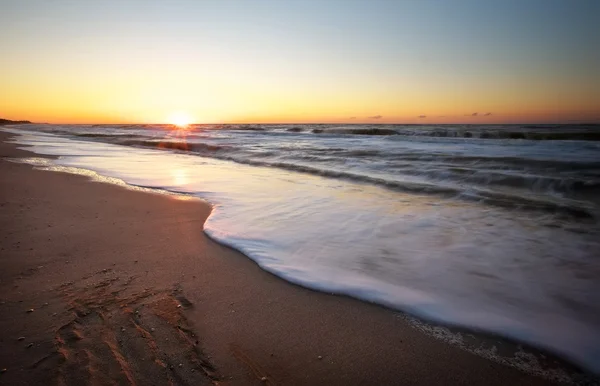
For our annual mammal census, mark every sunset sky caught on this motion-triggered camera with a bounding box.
[1,0,599,124]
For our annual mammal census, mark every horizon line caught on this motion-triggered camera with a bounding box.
[5,120,600,126]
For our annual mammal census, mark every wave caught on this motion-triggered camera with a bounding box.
[40,123,600,141]
[302,128,600,140]
[115,138,600,191]
[312,127,399,136]
[27,123,598,218]
[226,125,266,131]
[392,129,600,141]
[203,124,600,140]
[74,133,146,139]
[120,139,229,153]
[114,138,597,218]
[221,160,596,218]
[380,153,600,171]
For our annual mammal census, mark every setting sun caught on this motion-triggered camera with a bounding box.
[168,112,193,127]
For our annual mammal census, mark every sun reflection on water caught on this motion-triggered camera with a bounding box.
[171,168,190,186]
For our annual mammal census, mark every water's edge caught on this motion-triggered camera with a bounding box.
[3,128,598,385]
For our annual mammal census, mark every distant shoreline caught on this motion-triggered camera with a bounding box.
[0,118,32,125]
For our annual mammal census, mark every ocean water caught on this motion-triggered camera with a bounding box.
[4,123,600,374]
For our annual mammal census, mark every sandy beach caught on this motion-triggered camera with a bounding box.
[0,130,568,385]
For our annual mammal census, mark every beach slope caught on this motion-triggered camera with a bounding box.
[0,132,557,385]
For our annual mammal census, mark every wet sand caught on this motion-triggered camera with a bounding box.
[0,131,566,385]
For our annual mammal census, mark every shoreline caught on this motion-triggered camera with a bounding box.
[0,130,594,385]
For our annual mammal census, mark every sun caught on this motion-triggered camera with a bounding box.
[167,112,193,128]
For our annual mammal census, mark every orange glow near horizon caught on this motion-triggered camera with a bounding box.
[2,79,598,125]
[2,104,599,126]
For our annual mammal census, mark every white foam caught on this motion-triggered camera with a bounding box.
[402,315,598,385]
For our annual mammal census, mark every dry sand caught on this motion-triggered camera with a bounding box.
[0,131,566,385]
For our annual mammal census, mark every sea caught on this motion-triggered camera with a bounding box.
[4,123,600,378]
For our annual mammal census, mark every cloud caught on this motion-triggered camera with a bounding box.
[349,116,356,119]
[418,115,427,118]
[484,112,492,116]
[437,115,446,118]
[368,115,382,119]
[471,112,478,116]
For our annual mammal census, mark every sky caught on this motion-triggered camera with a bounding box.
[1,0,599,124]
